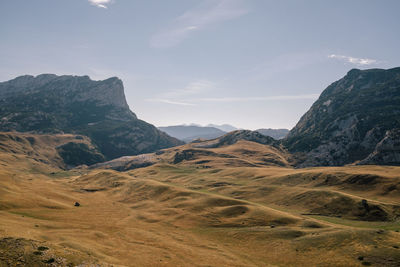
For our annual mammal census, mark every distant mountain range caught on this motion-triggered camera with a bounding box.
[206,124,238,132]
[255,128,289,139]
[159,125,290,142]
[158,125,226,143]
[0,74,183,163]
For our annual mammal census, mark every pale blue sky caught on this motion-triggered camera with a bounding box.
[1,0,399,129]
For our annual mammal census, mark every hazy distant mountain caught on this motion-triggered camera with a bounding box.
[158,125,226,143]
[0,74,183,161]
[284,67,400,166]
[256,128,289,139]
[206,124,238,132]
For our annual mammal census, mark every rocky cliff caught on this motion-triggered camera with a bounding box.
[284,67,400,166]
[0,74,183,161]
[358,128,400,165]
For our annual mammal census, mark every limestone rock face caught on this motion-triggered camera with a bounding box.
[284,67,400,166]
[358,129,400,165]
[0,74,183,160]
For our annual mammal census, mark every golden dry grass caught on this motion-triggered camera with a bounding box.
[0,133,400,266]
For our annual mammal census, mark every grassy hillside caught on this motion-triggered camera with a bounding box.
[0,136,399,266]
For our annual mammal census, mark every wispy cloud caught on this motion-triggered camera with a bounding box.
[328,54,378,66]
[146,98,196,106]
[163,80,215,98]
[146,79,215,106]
[88,0,112,9]
[196,94,320,103]
[150,0,249,48]
[147,94,319,106]
[244,51,325,81]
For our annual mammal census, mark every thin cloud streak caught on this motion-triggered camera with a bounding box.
[147,94,319,106]
[146,98,196,106]
[150,0,249,48]
[328,54,378,66]
[197,94,320,102]
[244,51,326,81]
[163,80,215,98]
[88,0,112,9]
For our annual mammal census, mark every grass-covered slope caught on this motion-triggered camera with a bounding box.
[0,132,104,168]
[1,147,400,266]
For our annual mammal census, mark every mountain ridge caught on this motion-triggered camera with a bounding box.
[284,67,400,166]
[0,74,183,162]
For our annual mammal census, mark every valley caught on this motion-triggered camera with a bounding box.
[0,132,399,266]
[0,68,399,266]
[2,1,400,266]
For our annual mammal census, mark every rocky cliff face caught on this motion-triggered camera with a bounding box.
[0,74,183,161]
[358,129,400,165]
[0,74,130,110]
[284,67,400,166]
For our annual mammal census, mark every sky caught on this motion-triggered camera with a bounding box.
[1,0,400,130]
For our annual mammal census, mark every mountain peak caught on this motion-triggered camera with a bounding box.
[0,74,129,110]
[285,67,400,166]
[0,74,183,161]
[346,68,361,76]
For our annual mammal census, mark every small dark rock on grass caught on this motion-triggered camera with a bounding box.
[43,258,55,264]
[74,202,80,207]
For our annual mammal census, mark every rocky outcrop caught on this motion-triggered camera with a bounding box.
[193,130,277,148]
[359,129,400,165]
[0,74,130,110]
[284,67,400,166]
[0,74,183,160]
[90,154,157,171]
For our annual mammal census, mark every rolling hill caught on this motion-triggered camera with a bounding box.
[0,128,399,266]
